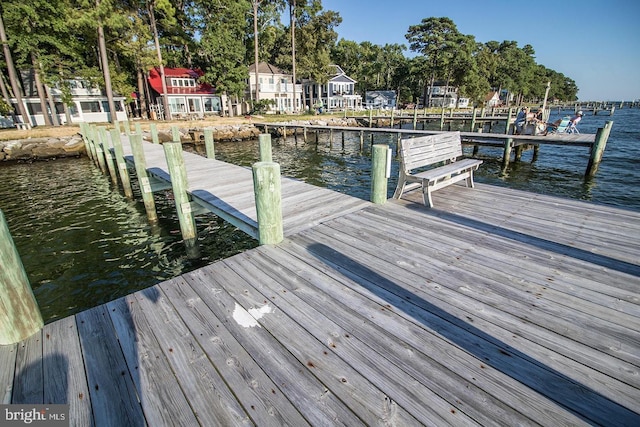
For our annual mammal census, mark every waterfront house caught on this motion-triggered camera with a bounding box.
[246,63,302,113]
[485,91,501,107]
[147,67,222,120]
[302,65,362,112]
[365,91,397,110]
[1,70,128,128]
[429,82,459,108]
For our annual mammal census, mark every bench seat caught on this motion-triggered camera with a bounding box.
[393,132,483,207]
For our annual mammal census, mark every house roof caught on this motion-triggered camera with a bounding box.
[484,91,499,101]
[148,67,215,95]
[249,62,290,75]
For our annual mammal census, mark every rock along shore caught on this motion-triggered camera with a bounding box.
[0,118,360,162]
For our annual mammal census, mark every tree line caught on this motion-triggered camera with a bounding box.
[0,0,578,124]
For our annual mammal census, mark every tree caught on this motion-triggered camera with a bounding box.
[406,17,461,107]
[0,4,30,126]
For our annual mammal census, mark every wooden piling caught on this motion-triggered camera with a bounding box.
[86,125,99,166]
[585,121,613,179]
[171,126,181,142]
[91,125,108,174]
[371,144,390,204]
[98,126,119,185]
[204,128,215,159]
[412,108,418,130]
[439,108,445,130]
[150,123,159,144]
[501,138,513,174]
[471,108,477,132]
[129,133,158,223]
[0,209,43,345]
[259,133,272,162]
[110,128,134,199]
[360,130,364,150]
[163,142,198,253]
[252,162,283,245]
[303,127,308,142]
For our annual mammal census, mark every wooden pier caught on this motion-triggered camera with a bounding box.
[1,130,639,425]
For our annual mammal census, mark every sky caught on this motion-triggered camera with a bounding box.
[318,0,640,101]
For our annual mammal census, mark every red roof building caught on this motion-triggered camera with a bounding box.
[148,67,221,118]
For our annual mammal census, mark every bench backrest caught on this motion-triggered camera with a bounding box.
[399,132,462,172]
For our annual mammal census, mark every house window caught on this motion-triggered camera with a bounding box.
[187,98,201,113]
[168,97,186,113]
[203,97,221,112]
[80,101,101,112]
[27,103,43,114]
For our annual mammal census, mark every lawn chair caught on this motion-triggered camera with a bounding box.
[545,116,571,135]
[566,120,580,134]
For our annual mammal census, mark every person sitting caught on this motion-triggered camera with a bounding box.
[514,107,528,134]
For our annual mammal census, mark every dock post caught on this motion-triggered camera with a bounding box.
[204,128,215,159]
[329,128,334,148]
[412,108,418,130]
[303,126,308,142]
[0,209,43,345]
[110,128,134,198]
[610,105,615,116]
[439,108,445,130]
[585,121,613,179]
[252,162,283,245]
[283,125,287,138]
[87,125,100,167]
[501,138,513,174]
[150,123,159,144]
[369,109,373,128]
[134,122,142,136]
[371,144,390,204]
[129,133,158,223]
[171,126,181,142]
[471,108,477,132]
[259,133,273,162]
[98,126,119,185]
[163,142,199,254]
[360,130,364,150]
[390,108,395,128]
[92,125,108,174]
[79,123,93,161]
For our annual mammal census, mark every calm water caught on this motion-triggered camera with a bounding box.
[1,107,638,322]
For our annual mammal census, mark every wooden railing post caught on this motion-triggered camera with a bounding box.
[371,144,390,204]
[204,128,215,159]
[0,209,43,345]
[252,162,283,245]
[129,133,158,223]
[259,133,272,162]
[163,142,199,254]
[171,125,181,142]
[98,126,119,185]
[92,125,108,174]
[110,128,134,199]
[585,121,613,179]
[150,123,159,144]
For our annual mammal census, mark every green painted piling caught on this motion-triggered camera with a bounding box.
[98,126,119,185]
[501,138,513,174]
[79,123,93,160]
[371,144,389,204]
[129,133,158,223]
[86,125,99,165]
[171,126,181,142]
[369,109,373,128]
[150,123,159,144]
[204,128,215,159]
[135,122,142,136]
[110,128,133,198]
[360,130,364,150]
[303,127,308,142]
[91,125,108,174]
[585,121,613,179]
[412,108,418,130]
[471,108,477,132]
[439,108,445,130]
[252,162,283,245]
[259,133,272,162]
[163,142,198,253]
[0,209,43,345]
[390,108,395,128]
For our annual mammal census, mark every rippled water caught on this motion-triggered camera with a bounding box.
[2,107,638,322]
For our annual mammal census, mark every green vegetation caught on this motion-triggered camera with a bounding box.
[0,0,578,125]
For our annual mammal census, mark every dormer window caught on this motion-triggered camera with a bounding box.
[170,78,196,87]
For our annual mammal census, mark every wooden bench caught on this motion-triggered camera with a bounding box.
[393,131,483,207]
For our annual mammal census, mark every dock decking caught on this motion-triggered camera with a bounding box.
[2,177,639,425]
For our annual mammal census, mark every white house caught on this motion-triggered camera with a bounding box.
[246,63,302,113]
[2,71,128,127]
[365,91,397,110]
[303,65,362,112]
[485,91,501,107]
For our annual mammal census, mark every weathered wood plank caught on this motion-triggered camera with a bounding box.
[0,343,16,404]
[42,316,93,426]
[183,265,367,426]
[107,295,198,427]
[76,305,146,426]
[157,277,310,426]
[132,286,255,426]
[11,331,42,403]
[287,229,640,424]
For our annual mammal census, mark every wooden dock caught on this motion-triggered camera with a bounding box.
[1,137,639,427]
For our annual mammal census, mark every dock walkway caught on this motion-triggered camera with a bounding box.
[2,164,639,425]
